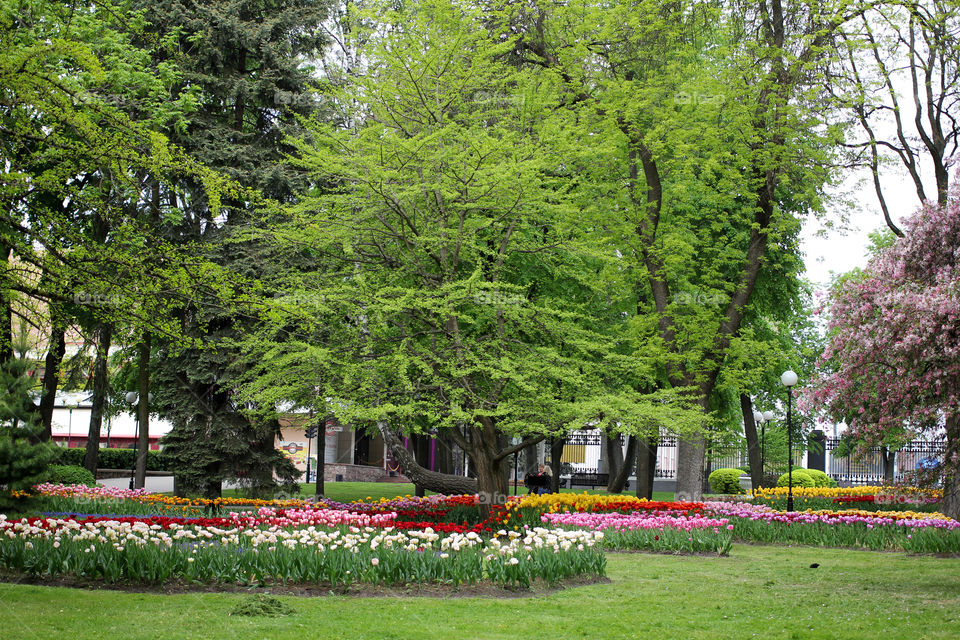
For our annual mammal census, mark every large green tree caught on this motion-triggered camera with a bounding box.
[495,0,853,499]
[236,0,704,501]
[137,0,332,497]
[1,0,244,476]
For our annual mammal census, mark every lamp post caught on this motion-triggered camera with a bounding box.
[780,370,799,512]
[752,410,765,485]
[126,392,139,490]
[66,404,76,448]
[752,409,775,485]
[762,410,774,467]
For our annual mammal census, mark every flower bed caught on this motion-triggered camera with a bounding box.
[704,501,960,552]
[0,514,605,589]
[541,511,733,554]
[17,484,960,560]
[750,486,943,514]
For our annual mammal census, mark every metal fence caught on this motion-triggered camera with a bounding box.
[555,430,946,485]
[558,431,746,480]
[825,437,945,485]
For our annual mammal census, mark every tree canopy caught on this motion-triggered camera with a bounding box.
[806,173,960,518]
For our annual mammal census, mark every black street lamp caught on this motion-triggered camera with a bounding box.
[753,409,774,486]
[780,370,799,512]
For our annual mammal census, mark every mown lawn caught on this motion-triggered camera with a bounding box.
[219,481,677,503]
[1,544,957,639]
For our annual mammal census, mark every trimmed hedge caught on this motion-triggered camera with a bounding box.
[47,465,97,486]
[708,468,745,494]
[802,468,837,488]
[53,447,171,471]
[777,469,815,488]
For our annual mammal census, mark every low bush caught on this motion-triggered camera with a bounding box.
[777,470,815,488]
[803,469,836,488]
[46,465,97,487]
[53,447,171,471]
[708,468,745,494]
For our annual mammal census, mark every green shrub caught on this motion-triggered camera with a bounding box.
[777,469,815,488]
[47,465,97,487]
[708,468,745,494]
[803,468,834,488]
[53,447,171,471]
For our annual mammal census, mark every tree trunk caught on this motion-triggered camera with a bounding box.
[942,414,960,521]
[471,443,508,507]
[741,394,764,491]
[38,320,66,441]
[881,446,895,485]
[604,431,624,486]
[435,432,454,474]
[134,335,151,488]
[549,436,565,494]
[379,422,478,495]
[524,441,540,475]
[675,434,706,501]
[84,323,112,474]
[608,435,637,493]
[636,437,658,500]
[0,244,12,367]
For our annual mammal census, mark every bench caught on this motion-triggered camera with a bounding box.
[568,472,629,490]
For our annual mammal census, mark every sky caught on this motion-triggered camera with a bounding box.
[799,168,920,293]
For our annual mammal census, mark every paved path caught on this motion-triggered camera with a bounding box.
[97,476,243,494]
[98,475,176,493]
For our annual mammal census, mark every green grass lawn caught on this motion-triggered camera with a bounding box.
[0,544,956,639]
[219,481,677,503]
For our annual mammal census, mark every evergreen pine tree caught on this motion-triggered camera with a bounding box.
[0,356,57,502]
[134,0,332,496]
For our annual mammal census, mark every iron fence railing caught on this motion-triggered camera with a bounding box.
[550,430,946,485]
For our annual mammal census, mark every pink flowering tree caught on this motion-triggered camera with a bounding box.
[806,176,960,519]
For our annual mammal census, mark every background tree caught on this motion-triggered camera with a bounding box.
[833,0,959,234]
[236,0,705,502]
[0,344,57,502]
[497,0,848,499]
[806,175,960,519]
[134,0,332,497]
[2,0,248,408]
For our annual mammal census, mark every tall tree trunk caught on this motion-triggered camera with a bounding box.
[38,319,66,441]
[472,441,508,508]
[881,447,895,485]
[84,323,112,474]
[524,441,540,475]
[604,431,624,484]
[608,435,637,493]
[942,414,960,521]
[676,388,712,500]
[675,435,706,501]
[741,394,764,491]
[435,432,454,474]
[636,437,658,500]
[0,244,12,367]
[134,335,151,488]
[549,436,565,494]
